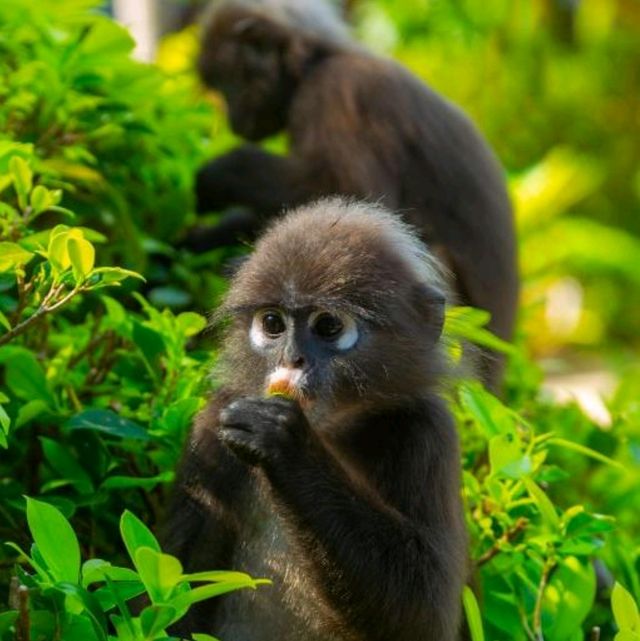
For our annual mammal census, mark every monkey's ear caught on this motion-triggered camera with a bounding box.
[412,284,446,342]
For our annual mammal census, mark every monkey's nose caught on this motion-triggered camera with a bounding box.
[288,355,305,368]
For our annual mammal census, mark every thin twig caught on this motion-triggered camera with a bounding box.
[477,517,528,567]
[533,556,557,640]
[590,627,601,641]
[9,579,30,641]
[0,284,84,347]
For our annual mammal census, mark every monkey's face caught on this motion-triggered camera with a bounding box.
[247,305,360,413]
[198,12,300,141]
[217,200,447,423]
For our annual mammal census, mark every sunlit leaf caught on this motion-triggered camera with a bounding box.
[463,586,485,641]
[613,583,640,632]
[25,497,80,584]
[120,510,161,570]
[0,242,34,272]
[9,156,32,209]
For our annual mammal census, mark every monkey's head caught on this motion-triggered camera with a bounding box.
[198,0,353,141]
[216,199,449,423]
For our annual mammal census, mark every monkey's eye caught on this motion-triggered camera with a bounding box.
[309,310,359,350]
[312,313,344,339]
[261,310,286,337]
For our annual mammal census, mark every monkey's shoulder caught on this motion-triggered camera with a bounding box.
[332,395,458,463]
[295,51,459,120]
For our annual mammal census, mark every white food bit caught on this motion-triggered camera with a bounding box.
[267,366,304,392]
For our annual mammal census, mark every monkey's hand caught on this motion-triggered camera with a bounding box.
[218,396,310,467]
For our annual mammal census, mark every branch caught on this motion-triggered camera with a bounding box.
[0,284,84,347]
[476,517,528,567]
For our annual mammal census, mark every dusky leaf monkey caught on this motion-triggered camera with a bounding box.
[165,199,467,641]
[192,0,519,388]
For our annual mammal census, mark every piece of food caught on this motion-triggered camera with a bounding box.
[267,378,297,398]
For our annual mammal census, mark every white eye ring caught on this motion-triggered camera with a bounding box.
[308,310,359,351]
[250,309,286,349]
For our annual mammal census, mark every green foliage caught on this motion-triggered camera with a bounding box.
[612,583,640,641]
[2,499,267,641]
[0,1,638,641]
[0,1,215,628]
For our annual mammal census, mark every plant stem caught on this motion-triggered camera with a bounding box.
[0,284,83,347]
[477,517,528,567]
[533,556,556,640]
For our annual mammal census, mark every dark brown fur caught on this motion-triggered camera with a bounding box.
[164,200,467,641]
[192,1,519,388]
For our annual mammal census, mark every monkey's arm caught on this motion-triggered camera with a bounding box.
[162,393,248,570]
[195,145,304,216]
[219,396,465,641]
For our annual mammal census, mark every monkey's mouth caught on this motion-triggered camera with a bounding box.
[265,367,314,408]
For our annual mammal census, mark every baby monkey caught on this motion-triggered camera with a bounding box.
[165,199,467,641]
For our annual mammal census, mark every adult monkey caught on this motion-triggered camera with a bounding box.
[194,0,519,388]
[165,199,467,641]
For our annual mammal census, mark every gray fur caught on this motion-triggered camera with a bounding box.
[203,0,353,47]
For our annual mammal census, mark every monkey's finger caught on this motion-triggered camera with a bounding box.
[220,397,299,427]
[218,426,265,466]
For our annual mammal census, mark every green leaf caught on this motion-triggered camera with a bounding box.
[10,156,33,209]
[615,631,640,641]
[192,634,221,641]
[68,409,150,440]
[458,382,518,438]
[92,267,144,286]
[40,437,94,494]
[0,242,34,272]
[489,433,532,479]
[55,582,108,641]
[120,511,161,571]
[445,306,516,354]
[25,497,81,584]
[16,399,50,428]
[541,556,596,639]
[0,348,55,407]
[524,478,560,530]
[29,185,59,216]
[140,604,178,638]
[0,310,10,331]
[135,547,183,603]
[613,583,640,632]
[548,437,625,469]
[176,312,207,337]
[0,611,18,634]
[170,579,269,611]
[182,570,260,583]
[67,234,95,282]
[132,321,166,368]
[82,559,140,587]
[101,471,173,491]
[47,227,72,275]
[0,403,10,445]
[564,507,616,537]
[462,586,485,641]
